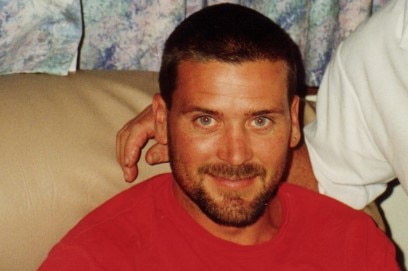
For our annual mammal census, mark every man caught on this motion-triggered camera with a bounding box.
[39,4,398,270]
[117,0,408,210]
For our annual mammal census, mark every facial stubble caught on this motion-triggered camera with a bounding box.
[169,135,289,228]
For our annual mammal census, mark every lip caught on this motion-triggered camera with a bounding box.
[208,175,256,189]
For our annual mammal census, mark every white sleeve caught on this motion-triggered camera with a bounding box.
[304,0,408,209]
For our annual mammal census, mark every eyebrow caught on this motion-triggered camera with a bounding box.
[181,106,284,117]
[181,106,220,116]
[248,109,285,117]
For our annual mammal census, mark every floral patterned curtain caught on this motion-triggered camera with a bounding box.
[81,0,389,86]
[1,0,389,86]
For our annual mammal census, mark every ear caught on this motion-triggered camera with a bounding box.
[152,93,168,145]
[289,95,301,148]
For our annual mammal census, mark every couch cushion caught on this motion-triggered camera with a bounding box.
[0,71,170,270]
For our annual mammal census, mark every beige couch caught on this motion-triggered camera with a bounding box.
[0,71,172,270]
[1,71,407,270]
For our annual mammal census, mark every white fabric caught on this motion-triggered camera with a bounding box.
[304,0,408,209]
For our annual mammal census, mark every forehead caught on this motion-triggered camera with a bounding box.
[173,60,289,110]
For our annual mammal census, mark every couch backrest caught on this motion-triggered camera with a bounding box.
[0,71,171,270]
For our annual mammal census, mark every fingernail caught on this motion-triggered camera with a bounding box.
[125,157,130,166]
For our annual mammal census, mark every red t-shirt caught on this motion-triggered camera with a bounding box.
[39,173,398,270]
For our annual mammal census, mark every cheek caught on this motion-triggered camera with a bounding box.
[252,134,290,163]
[168,126,217,163]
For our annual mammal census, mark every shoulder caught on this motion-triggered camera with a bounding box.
[39,173,174,269]
[60,173,172,241]
[279,183,395,249]
[278,183,397,269]
[279,183,377,227]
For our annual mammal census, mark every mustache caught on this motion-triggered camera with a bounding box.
[198,163,266,180]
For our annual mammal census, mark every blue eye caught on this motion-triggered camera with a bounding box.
[198,115,214,126]
[253,116,270,127]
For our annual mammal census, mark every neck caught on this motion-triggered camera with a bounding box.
[172,182,282,245]
[286,140,318,191]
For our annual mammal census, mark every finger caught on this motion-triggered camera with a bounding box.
[123,106,156,167]
[146,143,170,165]
[116,106,153,167]
[116,105,156,182]
[116,124,130,166]
[123,165,138,183]
[119,127,151,182]
[116,125,138,182]
[123,127,154,168]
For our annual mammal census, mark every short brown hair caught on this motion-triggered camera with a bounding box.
[159,3,305,108]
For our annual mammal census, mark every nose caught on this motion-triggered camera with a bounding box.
[217,125,253,165]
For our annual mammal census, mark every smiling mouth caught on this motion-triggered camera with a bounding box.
[208,174,257,189]
[198,163,266,189]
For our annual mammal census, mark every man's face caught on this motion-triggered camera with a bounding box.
[154,60,300,227]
